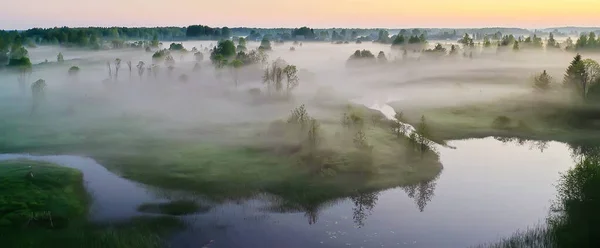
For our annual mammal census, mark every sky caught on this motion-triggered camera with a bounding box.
[1,0,599,29]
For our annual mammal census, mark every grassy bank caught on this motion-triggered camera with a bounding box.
[391,92,600,144]
[0,160,184,248]
[0,99,442,208]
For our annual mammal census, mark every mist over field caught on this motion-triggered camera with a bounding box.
[3,24,600,248]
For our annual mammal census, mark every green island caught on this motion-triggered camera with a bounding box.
[0,160,184,248]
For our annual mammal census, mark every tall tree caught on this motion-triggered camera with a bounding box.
[30,79,46,115]
[563,54,587,99]
[283,64,299,95]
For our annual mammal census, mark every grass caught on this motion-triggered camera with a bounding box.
[137,200,210,216]
[391,92,600,144]
[0,98,443,209]
[0,160,88,227]
[0,160,185,248]
[473,225,554,248]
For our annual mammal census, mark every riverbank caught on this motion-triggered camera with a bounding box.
[0,98,443,208]
[0,160,184,247]
[390,92,600,144]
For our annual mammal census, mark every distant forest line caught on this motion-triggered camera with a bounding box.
[1,25,599,45]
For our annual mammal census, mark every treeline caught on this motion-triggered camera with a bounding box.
[0,27,185,48]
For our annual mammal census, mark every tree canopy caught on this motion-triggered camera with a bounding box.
[210,40,237,64]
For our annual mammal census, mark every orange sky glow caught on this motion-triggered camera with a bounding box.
[1,0,599,29]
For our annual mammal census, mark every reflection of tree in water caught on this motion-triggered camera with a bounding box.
[262,196,340,225]
[402,175,439,212]
[493,136,549,152]
[350,191,379,228]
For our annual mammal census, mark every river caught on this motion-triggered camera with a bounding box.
[0,104,575,248]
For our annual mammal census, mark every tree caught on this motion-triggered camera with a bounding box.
[114,58,122,80]
[565,37,575,50]
[164,54,175,67]
[483,37,491,47]
[127,61,132,80]
[377,51,387,63]
[563,54,587,99]
[0,36,9,66]
[449,45,458,55]
[513,41,520,51]
[30,79,46,114]
[7,45,32,93]
[259,37,272,51]
[414,116,433,156]
[390,112,408,138]
[391,35,405,47]
[238,37,247,47]
[150,34,159,47]
[194,52,204,62]
[237,37,247,51]
[283,64,299,95]
[230,59,244,87]
[221,27,231,38]
[534,70,552,91]
[263,58,287,95]
[305,118,321,154]
[136,61,145,80]
[547,32,559,48]
[376,30,390,44]
[419,34,427,43]
[459,33,474,48]
[168,43,185,51]
[106,61,112,79]
[582,59,600,100]
[210,40,236,63]
[57,52,64,63]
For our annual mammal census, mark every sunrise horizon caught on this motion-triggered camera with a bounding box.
[2,0,600,30]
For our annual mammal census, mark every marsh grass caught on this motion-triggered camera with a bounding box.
[137,200,210,216]
[0,160,185,248]
[473,225,554,248]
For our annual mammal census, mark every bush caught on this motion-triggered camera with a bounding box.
[68,66,80,76]
[492,116,512,129]
[168,43,185,51]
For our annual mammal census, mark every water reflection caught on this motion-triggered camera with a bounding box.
[493,136,549,152]
[350,191,379,227]
[481,140,600,248]
[401,174,440,212]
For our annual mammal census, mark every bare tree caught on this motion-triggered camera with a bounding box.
[136,61,145,81]
[114,58,122,80]
[127,61,132,81]
[106,61,112,79]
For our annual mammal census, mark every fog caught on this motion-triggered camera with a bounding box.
[1,40,595,146]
